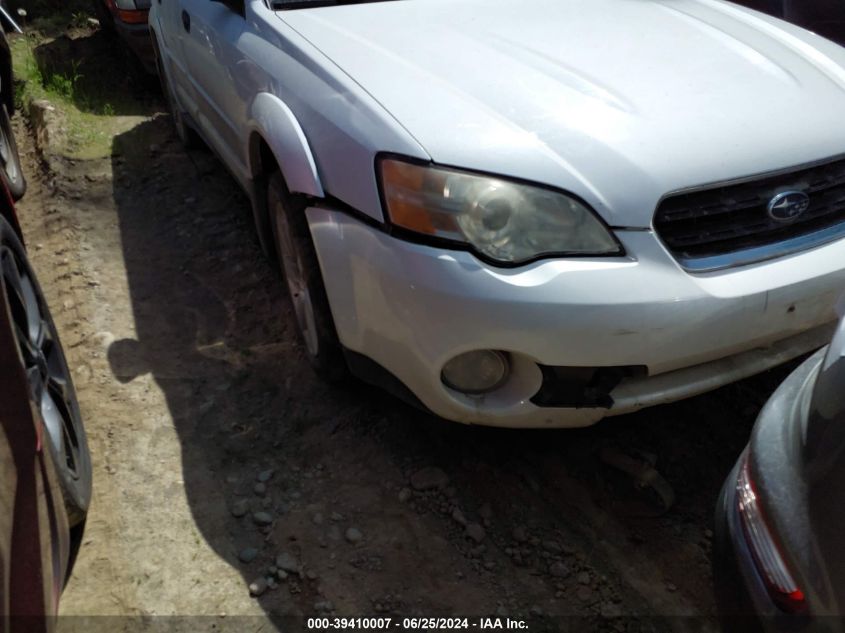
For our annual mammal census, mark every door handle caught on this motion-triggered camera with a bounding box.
[181,10,191,32]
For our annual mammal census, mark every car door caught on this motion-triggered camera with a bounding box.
[151,0,199,119]
[177,0,250,176]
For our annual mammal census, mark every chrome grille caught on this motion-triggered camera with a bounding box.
[654,158,845,271]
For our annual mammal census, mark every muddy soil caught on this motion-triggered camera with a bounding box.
[12,23,801,633]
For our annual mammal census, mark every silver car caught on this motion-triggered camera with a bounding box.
[150,0,845,427]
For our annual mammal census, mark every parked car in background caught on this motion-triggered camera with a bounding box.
[0,186,92,628]
[92,0,155,73]
[731,0,845,44]
[151,0,845,428]
[714,312,845,630]
[0,27,25,200]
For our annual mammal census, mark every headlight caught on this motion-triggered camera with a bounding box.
[379,158,621,264]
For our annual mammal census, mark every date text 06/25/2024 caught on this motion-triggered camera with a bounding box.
[307,618,530,630]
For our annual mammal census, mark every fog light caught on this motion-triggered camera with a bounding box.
[441,350,509,394]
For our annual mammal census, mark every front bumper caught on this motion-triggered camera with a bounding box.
[307,207,845,428]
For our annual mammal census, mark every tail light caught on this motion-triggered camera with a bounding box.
[105,0,149,24]
[736,452,807,614]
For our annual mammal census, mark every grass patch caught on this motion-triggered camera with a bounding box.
[10,11,161,160]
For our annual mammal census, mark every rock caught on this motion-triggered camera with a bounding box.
[276,552,299,574]
[704,529,714,539]
[306,569,318,580]
[529,606,543,617]
[577,571,591,585]
[479,503,493,520]
[253,512,273,526]
[257,469,274,483]
[496,606,508,617]
[345,527,364,544]
[238,547,259,564]
[398,488,413,503]
[254,483,267,496]
[543,540,563,554]
[549,562,572,579]
[312,513,324,525]
[267,578,277,590]
[276,569,288,581]
[410,467,450,491]
[577,586,593,602]
[330,512,344,522]
[230,500,249,518]
[315,600,334,612]
[451,508,468,526]
[512,526,528,543]
[248,578,268,597]
[327,526,342,541]
[466,523,486,543]
[484,561,496,571]
[666,582,678,593]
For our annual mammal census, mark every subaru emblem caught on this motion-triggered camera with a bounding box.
[767,191,810,222]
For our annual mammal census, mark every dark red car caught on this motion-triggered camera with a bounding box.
[0,28,91,632]
[92,0,156,73]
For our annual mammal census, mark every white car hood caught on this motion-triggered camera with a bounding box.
[279,0,845,227]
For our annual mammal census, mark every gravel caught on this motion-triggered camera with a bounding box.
[248,578,268,597]
[466,523,486,543]
[345,527,364,544]
[549,561,572,579]
[230,500,249,518]
[238,547,259,564]
[252,511,273,526]
[410,467,450,491]
[257,469,274,483]
[276,552,300,574]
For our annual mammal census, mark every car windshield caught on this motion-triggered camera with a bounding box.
[271,0,400,9]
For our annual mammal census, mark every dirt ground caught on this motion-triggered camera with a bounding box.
[10,22,805,633]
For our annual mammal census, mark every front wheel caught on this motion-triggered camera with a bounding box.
[268,171,348,382]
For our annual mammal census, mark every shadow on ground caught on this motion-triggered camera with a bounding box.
[103,115,797,627]
[32,27,157,116]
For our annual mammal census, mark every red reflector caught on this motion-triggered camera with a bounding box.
[736,453,807,614]
[115,9,149,24]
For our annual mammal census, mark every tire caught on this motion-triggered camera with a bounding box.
[0,103,26,201]
[151,35,200,150]
[0,216,92,526]
[268,171,348,382]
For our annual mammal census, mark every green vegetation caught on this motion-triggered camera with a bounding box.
[9,8,160,160]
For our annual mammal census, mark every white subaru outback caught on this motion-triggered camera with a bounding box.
[150,0,845,428]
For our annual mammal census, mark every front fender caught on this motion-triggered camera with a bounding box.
[247,93,323,198]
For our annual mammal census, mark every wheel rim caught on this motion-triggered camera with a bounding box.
[1,245,82,479]
[274,200,320,358]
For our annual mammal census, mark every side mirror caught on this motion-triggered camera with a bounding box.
[212,0,245,16]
